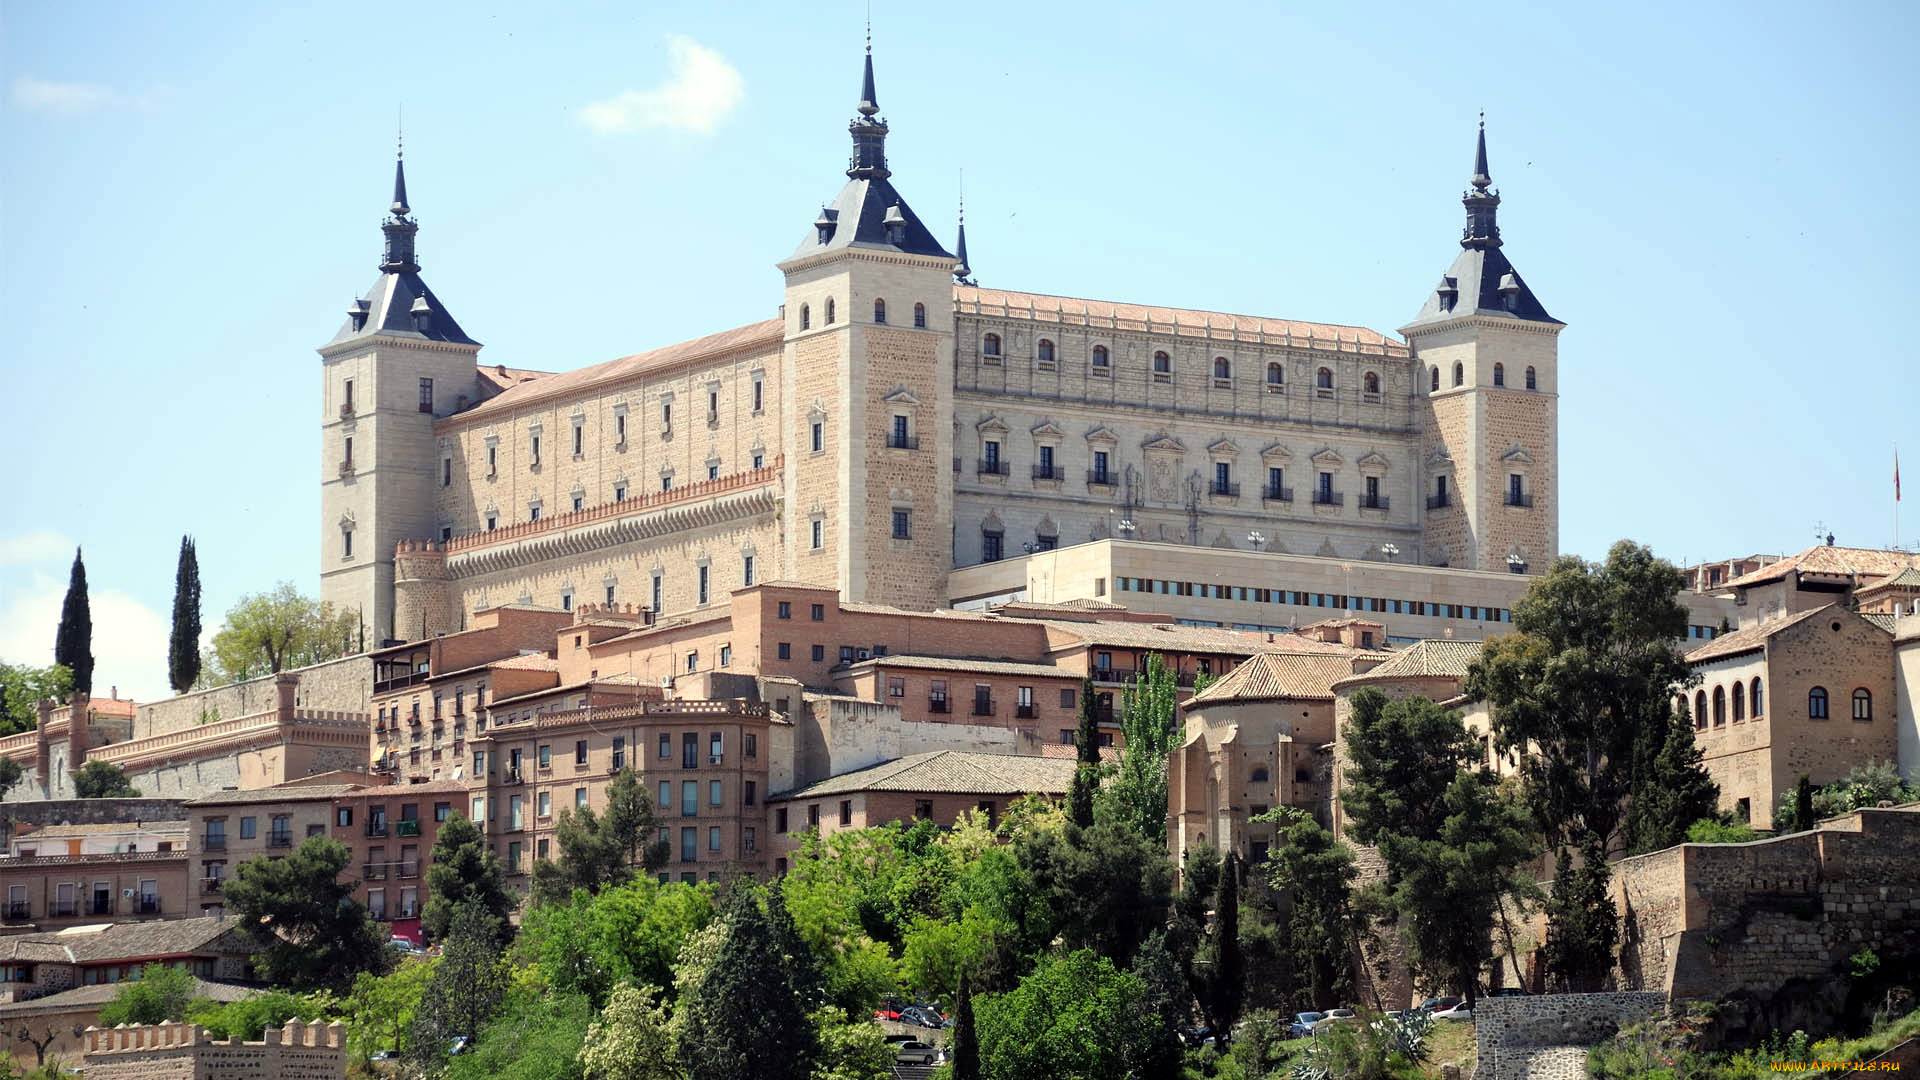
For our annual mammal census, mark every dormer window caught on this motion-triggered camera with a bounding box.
[883,203,907,245]
[410,296,432,333]
[347,299,369,332]
[1436,276,1459,312]
[813,208,836,244]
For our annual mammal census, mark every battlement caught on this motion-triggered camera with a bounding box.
[83,1019,346,1079]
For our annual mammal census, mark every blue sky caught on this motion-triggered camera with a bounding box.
[3,0,1916,700]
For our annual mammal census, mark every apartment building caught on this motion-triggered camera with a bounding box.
[183,784,362,916]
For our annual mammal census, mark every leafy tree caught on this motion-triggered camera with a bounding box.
[1068,676,1100,829]
[167,536,203,693]
[222,835,387,993]
[950,973,981,1080]
[72,759,140,798]
[1197,851,1246,1043]
[578,981,678,1080]
[1168,839,1221,970]
[1262,810,1358,1010]
[445,989,592,1080]
[521,878,715,1008]
[972,949,1162,1080]
[98,963,197,1026]
[54,547,93,696]
[1109,653,1181,843]
[1466,541,1695,856]
[1539,833,1616,992]
[531,769,667,903]
[204,582,357,684]
[1016,818,1171,968]
[0,662,72,736]
[675,885,816,1080]
[807,1006,892,1080]
[424,813,514,946]
[1340,690,1477,855]
[411,902,509,1072]
[0,755,25,800]
[187,989,325,1039]
[338,960,435,1061]
[1624,698,1719,854]
[1125,933,1188,1080]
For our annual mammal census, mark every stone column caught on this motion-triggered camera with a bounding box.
[66,692,90,774]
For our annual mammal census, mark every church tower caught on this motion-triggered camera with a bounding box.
[318,151,481,644]
[776,41,958,607]
[1406,121,1563,574]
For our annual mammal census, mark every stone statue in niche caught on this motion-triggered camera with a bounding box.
[1149,457,1176,503]
[1124,464,1140,506]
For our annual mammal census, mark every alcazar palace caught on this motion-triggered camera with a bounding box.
[319,46,1563,646]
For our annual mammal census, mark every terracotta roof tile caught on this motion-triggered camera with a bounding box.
[0,916,248,964]
[770,750,1077,800]
[1684,606,1831,664]
[184,783,366,807]
[1049,622,1351,656]
[1722,546,1920,590]
[1187,652,1362,705]
[842,655,1079,679]
[955,286,1406,353]
[1337,639,1484,685]
[0,978,253,1017]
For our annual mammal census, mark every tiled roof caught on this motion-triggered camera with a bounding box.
[956,286,1404,351]
[1722,545,1920,590]
[1865,566,1920,590]
[335,777,472,799]
[0,978,253,1017]
[0,916,248,964]
[842,654,1079,679]
[1861,613,1896,633]
[1684,606,1831,664]
[1187,652,1361,706]
[489,654,560,672]
[1338,639,1484,684]
[21,821,186,838]
[452,319,783,424]
[1050,621,1346,656]
[476,364,554,393]
[184,783,365,807]
[770,750,1077,801]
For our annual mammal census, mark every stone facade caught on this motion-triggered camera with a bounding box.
[81,1019,345,1080]
[1470,993,1666,1080]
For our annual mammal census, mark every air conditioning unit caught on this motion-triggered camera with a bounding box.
[121,888,135,899]
[856,649,871,661]
[709,755,723,766]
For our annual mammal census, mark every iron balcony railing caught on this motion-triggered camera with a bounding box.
[1427,493,1451,509]
[202,835,226,850]
[1506,492,1534,508]
[1087,470,1115,486]
[1361,494,1390,510]
[1313,491,1344,506]
[1210,481,1240,497]
[886,434,920,450]
[1015,704,1037,719]
[1264,485,1293,502]
[928,699,950,714]
[971,700,996,717]
[1032,464,1061,481]
[90,898,114,915]
[267,833,293,849]
[3,902,31,920]
[976,459,1009,477]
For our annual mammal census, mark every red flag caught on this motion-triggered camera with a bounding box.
[1898,449,1902,502]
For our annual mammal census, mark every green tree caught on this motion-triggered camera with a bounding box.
[1339,690,1477,854]
[531,769,667,904]
[338,960,435,1061]
[1168,839,1221,972]
[205,582,358,684]
[1262,810,1358,1010]
[1068,676,1101,829]
[54,547,93,696]
[97,963,196,1026]
[521,877,716,1008]
[445,989,593,1080]
[1109,653,1181,843]
[675,885,816,1080]
[1624,699,1719,855]
[1784,773,1817,832]
[949,973,980,1080]
[168,535,202,694]
[1016,818,1171,969]
[972,949,1162,1080]
[578,981,678,1080]
[1197,851,1245,1043]
[423,813,515,946]
[0,755,25,800]
[1465,541,1695,856]
[1125,932,1188,1080]
[807,1006,892,1080]
[186,989,325,1040]
[411,902,509,1072]
[0,661,72,736]
[1539,833,1616,992]
[222,835,387,993]
[71,759,141,798]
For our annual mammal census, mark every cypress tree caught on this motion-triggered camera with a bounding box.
[168,536,202,693]
[54,547,93,696]
[1203,851,1246,1045]
[1624,699,1720,854]
[950,972,979,1080]
[1068,676,1100,828]
[1792,774,1815,832]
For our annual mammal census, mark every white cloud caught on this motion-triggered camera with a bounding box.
[12,76,118,114]
[0,533,173,702]
[582,35,745,135]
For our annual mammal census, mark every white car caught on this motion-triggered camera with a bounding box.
[1433,1002,1474,1021]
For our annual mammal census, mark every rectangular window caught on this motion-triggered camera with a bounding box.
[915,799,934,820]
[508,795,524,830]
[612,737,626,770]
[572,424,583,457]
[575,739,588,766]
[698,565,710,605]
[839,800,854,826]
[342,528,352,558]
[531,433,541,464]
[983,440,1001,469]
[811,603,825,621]
[778,642,792,659]
[343,378,354,411]
[682,781,698,816]
[681,827,696,862]
[335,807,353,827]
[663,400,672,428]
[710,780,723,806]
[1038,445,1054,475]
[811,520,823,549]
[615,411,627,443]
[892,414,909,447]
[652,574,663,612]
[743,826,756,852]
[576,787,588,809]
[777,600,792,619]
[811,422,823,453]
[239,816,256,839]
[743,554,755,587]
[1092,450,1110,483]
[442,457,452,487]
[776,807,789,833]
[1318,471,1333,498]
[982,531,1003,562]
[892,509,911,540]
[683,733,698,769]
[752,379,764,413]
[709,826,722,852]
[808,804,820,828]
[507,842,522,873]
[659,780,671,808]
[434,801,451,822]
[888,676,905,697]
[487,444,497,476]
[710,731,724,761]
[418,377,433,413]
[538,744,552,769]
[811,644,825,661]
[537,791,551,818]
[1060,687,1076,709]
[745,780,757,806]
[658,732,671,759]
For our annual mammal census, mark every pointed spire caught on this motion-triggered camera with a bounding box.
[1471,111,1492,190]
[381,139,420,274]
[846,31,889,180]
[858,21,879,117]
[953,185,974,284]
[1459,113,1501,250]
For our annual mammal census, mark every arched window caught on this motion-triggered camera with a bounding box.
[913,302,926,328]
[1808,686,1829,719]
[1250,766,1270,784]
[1525,366,1537,390]
[1732,681,1746,721]
[1452,361,1464,387]
[1693,691,1707,728]
[1266,362,1283,386]
[1363,371,1380,394]
[1430,366,1440,392]
[1213,357,1231,380]
[825,298,836,325]
[873,298,887,324]
[1038,339,1055,365]
[1493,363,1505,387]
[982,333,1000,356]
[1751,677,1764,717]
[1852,688,1873,721]
[799,304,811,330]
[1153,351,1171,374]
[1316,367,1333,389]
[1092,345,1110,368]
[1711,685,1726,727]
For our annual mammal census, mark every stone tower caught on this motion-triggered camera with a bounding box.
[318,152,481,645]
[775,43,958,607]
[1406,121,1562,574]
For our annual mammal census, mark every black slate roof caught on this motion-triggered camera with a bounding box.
[329,270,480,347]
[1404,245,1557,329]
[789,176,954,261]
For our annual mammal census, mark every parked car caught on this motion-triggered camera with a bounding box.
[900,1005,944,1029]
[1417,996,1461,1013]
[874,1001,905,1022]
[1485,986,1528,998]
[1289,1012,1326,1038]
[1312,1009,1359,1032]
[387,936,425,955]
[1433,1002,1474,1021]
[447,1036,471,1056]
[893,1040,940,1066]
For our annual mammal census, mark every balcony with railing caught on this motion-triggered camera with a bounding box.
[51,901,78,917]
[200,878,223,895]
[1263,485,1294,502]
[886,433,920,450]
[1015,704,1037,719]
[1505,492,1534,508]
[202,834,226,851]
[267,832,293,849]
[3,901,30,921]
[1312,490,1344,506]
[1426,493,1451,509]
[395,820,422,838]
[971,699,996,717]
[1360,494,1390,511]
[135,897,162,915]
[976,459,1009,478]
[928,698,950,714]
[365,822,389,838]
[363,862,388,880]
[1210,481,1240,498]
[1092,667,1137,684]
[90,897,115,916]
[1032,464,1062,482]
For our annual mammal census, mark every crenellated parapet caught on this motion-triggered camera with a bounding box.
[82,1018,347,1078]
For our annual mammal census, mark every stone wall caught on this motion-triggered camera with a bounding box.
[137,655,372,739]
[1471,992,1666,1080]
[0,797,188,828]
[81,1019,345,1080]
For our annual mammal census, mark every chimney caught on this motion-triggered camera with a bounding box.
[275,673,298,724]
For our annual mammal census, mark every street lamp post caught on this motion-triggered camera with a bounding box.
[1380,543,1399,562]
[1248,530,1266,552]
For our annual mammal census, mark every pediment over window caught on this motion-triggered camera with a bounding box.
[1030,421,1066,439]
[1211,530,1235,549]
[1357,450,1390,471]
[1310,447,1344,467]
[883,387,921,406]
[1207,438,1240,457]
[1260,443,1293,462]
[981,510,1005,532]
[1316,539,1339,557]
[1427,447,1455,469]
[1036,515,1058,537]
[1142,435,1188,454]
[338,511,356,530]
[975,415,1010,435]
[1084,426,1120,446]
[1501,445,1534,464]
[808,398,828,420]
